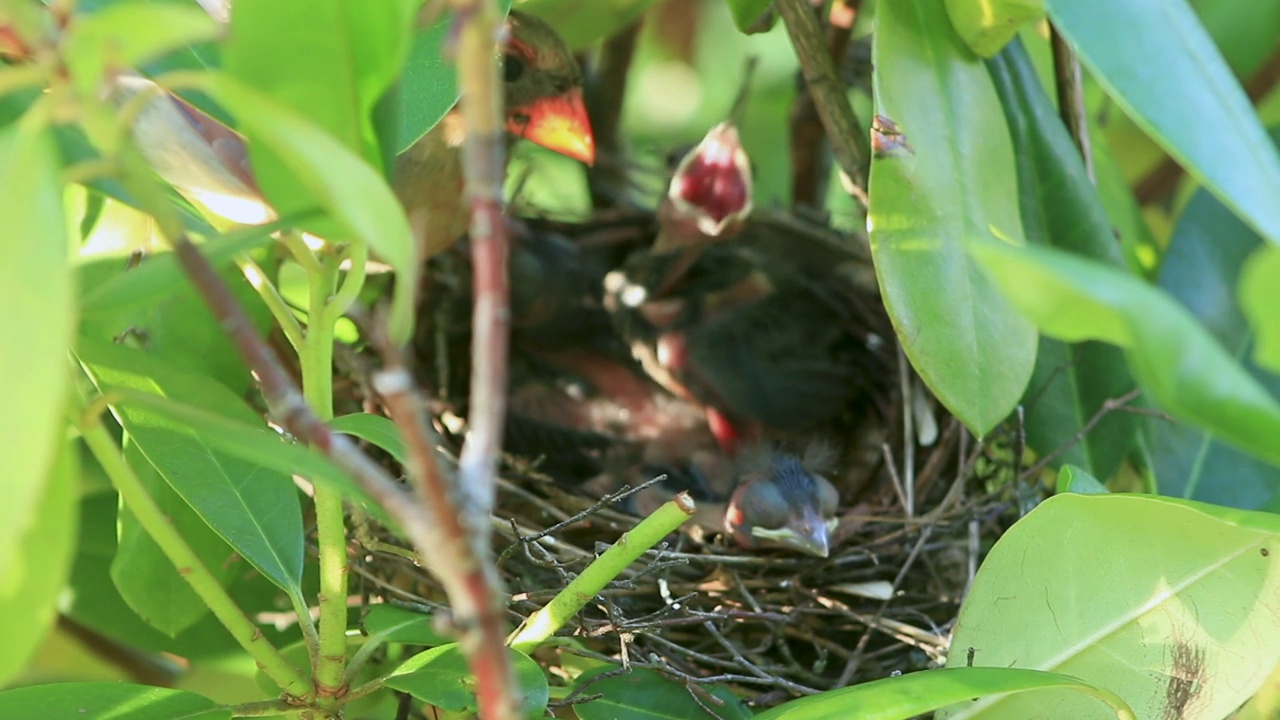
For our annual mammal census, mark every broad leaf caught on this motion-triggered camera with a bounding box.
[63,2,218,95]
[870,0,1037,436]
[1240,245,1280,375]
[724,0,772,33]
[1045,0,1280,244]
[76,337,306,605]
[1150,175,1280,509]
[384,644,549,718]
[942,493,1280,719]
[0,683,229,720]
[0,123,74,599]
[363,605,448,646]
[0,442,77,687]
[987,40,1137,479]
[1055,464,1108,495]
[332,412,408,464]
[112,442,235,636]
[969,239,1280,469]
[518,0,659,49]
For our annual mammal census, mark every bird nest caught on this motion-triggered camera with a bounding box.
[341,204,1029,712]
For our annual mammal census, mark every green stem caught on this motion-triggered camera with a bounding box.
[507,494,695,652]
[237,256,305,352]
[301,250,349,709]
[79,412,311,699]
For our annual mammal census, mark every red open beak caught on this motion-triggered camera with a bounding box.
[506,88,596,166]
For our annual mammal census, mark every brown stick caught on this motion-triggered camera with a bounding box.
[775,0,869,206]
[788,0,859,207]
[1050,25,1094,184]
[586,20,642,208]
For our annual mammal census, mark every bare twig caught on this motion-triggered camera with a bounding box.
[1050,25,1094,183]
[586,20,642,208]
[776,0,869,205]
[788,0,860,207]
[1019,388,1143,482]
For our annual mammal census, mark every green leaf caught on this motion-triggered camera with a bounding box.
[225,0,415,170]
[1149,175,1280,509]
[112,442,234,636]
[1055,463,1108,495]
[1240,245,1280,375]
[332,412,408,464]
[198,72,417,343]
[968,238,1280,469]
[942,493,1280,719]
[987,40,1137,479]
[363,605,448,646]
[79,214,302,319]
[869,0,1037,436]
[944,0,1044,57]
[1188,0,1280,80]
[757,668,1132,720]
[63,2,219,95]
[0,442,78,687]
[724,0,773,33]
[75,337,306,605]
[384,644,549,718]
[571,667,751,720]
[114,389,388,522]
[1044,0,1280,244]
[0,683,229,720]
[0,123,74,605]
[394,17,459,153]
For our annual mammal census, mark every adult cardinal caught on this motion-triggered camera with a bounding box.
[394,10,596,260]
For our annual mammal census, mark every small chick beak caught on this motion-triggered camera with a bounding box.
[750,509,833,558]
[506,88,596,165]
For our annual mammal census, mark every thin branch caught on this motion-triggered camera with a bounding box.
[775,0,869,206]
[788,0,859,207]
[1050,25,1094,183]
[1019,388,1143,482]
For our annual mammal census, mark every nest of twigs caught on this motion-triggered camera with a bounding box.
[341,200,1027,711]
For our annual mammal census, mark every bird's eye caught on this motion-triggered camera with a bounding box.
[503,53,527,83]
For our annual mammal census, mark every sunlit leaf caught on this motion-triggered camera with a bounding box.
[76,337,307,605]
[63,2,219,95]
[870,0,1037,436]
[0,683,229,720]
[942,493,1280,719]
[0,443,77,687]
[1045,0,1280,244]
[944,0,1044,57]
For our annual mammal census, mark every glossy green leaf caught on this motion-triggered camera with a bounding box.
[1150,177,1280,509]
[384,644,549,718]
[969,238,1280,468]
[65,492,289,660]
[1055,463,1108,495]
[79,214,301,319]
[869,0,1037,436]
[199,73,417,343]
[225,0,415,170]
[0,442,77,687]
[759,668,1131,720]
[115,390,387,522]
[0,683,229,720]
[944,0,1044,57]
[1089,130,1158,278]
[0,123,74,601]
[363,605,448,646]
[987,40,1136,479]
[942,493,1280,719]
[112,443,233,636]
[395,16,458,153]
[724,0,772,32]
[1240,245,1280,374]
[572,667,752,720]
[1044,0,1280,244]
[63,2,219,95]
[76,337,306,605]
[332,412,408,464]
